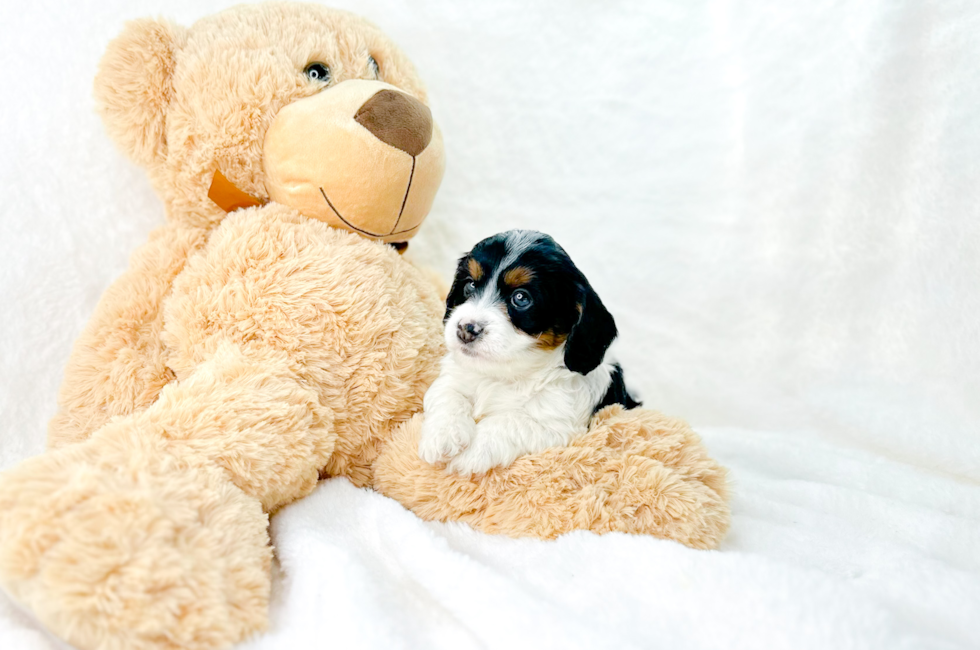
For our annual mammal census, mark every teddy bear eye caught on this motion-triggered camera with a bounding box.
[368,56,380,79]
[304,62,331,83]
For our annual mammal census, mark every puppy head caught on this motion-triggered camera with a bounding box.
[444,230,617,375]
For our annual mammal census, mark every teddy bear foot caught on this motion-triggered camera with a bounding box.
[0,430,272,650]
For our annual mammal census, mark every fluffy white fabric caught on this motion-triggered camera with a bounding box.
[0,0,977,648]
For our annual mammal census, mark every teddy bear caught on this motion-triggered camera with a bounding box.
[0,4,730,650]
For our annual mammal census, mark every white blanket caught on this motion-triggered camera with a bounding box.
[1,0,977,648]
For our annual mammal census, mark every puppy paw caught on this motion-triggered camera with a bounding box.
[447,418,529,476]
[445,445,493,477]
[445,435,509,477]
[418,415,475,464]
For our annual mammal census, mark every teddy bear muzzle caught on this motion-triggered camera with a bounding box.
[263,79,445,242]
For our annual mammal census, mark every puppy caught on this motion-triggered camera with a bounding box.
[418,230,640,475]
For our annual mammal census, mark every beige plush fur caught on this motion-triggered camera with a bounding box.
[376,406,730,548]
[0,3,730,650]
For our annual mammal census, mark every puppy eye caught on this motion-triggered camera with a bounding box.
[510,290,532,310]
[304,62,331,83]
[368,55,380,79]
[463,280,477,298]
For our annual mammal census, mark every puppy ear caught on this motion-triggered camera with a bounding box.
[443,255,472,321]
[94,18,187,167]
[564,282,618,375]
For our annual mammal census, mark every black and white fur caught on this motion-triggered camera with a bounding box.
[418,230,640,475]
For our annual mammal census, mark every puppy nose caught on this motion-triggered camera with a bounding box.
[457,321,484,344]
[354,89,433,156]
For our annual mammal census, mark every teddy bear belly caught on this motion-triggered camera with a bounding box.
[160,204,445,478]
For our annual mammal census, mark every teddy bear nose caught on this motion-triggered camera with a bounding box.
[354,89,433,157]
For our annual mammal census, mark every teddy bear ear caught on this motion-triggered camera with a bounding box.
[93,18,187,167]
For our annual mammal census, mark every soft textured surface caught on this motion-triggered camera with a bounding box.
[1,0,978,648]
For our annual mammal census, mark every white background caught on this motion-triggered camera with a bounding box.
[0,1,977,648]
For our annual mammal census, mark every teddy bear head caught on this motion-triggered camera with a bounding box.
[94,2,444,242]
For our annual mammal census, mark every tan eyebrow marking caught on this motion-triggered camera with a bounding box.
[503,266,534,288]
[468,258,483,280]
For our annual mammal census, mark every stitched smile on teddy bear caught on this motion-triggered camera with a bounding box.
[264,79,445,242]
[314,87,435,238]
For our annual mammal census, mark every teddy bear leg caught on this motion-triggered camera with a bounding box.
[0,343,337,650]
[48,222,210,449]
[0,437,271,650]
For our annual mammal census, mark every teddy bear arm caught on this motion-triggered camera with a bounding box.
[141,341,339,512]
[48,222,210,449]
[374,407,730,549]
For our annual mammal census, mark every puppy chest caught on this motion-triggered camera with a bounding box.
[466,376,592,425]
